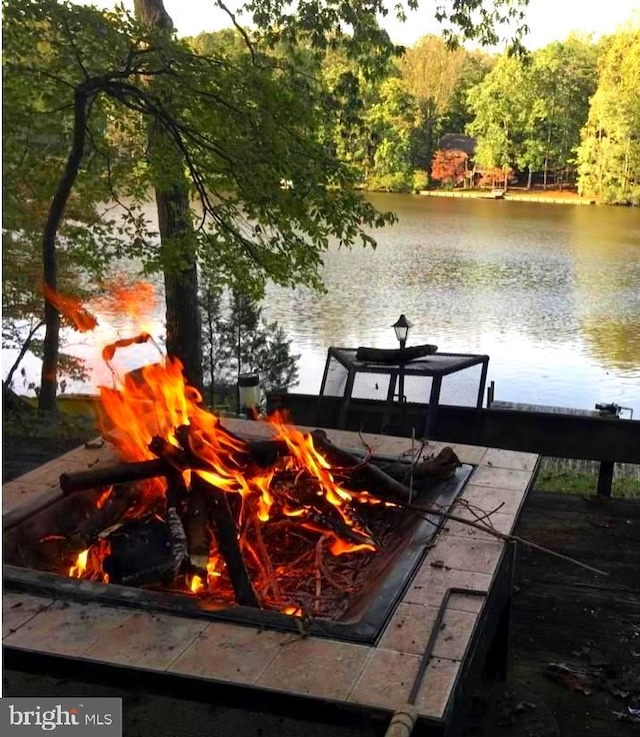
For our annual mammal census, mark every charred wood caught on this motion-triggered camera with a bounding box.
[60,459,170,494]
[310,430,413,504]
[379,447,461,485]
[68,484,140,549]
[166,507,188,578]
[192,476,260,608]
[185,479,211,570]
[102,517,177,587]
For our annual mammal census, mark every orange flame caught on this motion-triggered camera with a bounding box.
[65,290,383,606]
[189,574,205,594]
[69,549,88,578]
[94,277,158,322]
[41,284,98,332]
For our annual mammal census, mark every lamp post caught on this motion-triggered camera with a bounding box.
[392,314,412,351]
[391,314,412,408]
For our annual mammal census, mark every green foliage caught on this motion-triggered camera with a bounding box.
[577,27,640,205]
[535,468,640,498]
[200,281,300,404]
[466,38,599,187]
[411,169,430,191]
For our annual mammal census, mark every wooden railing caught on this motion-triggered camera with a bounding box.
[267,392,640,497]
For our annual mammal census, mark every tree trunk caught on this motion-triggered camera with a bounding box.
[5,319,44,388]
[38,89,89,416]
[134,0,203,394]
[526,168,533,190]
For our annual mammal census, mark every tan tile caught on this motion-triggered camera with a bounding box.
[349,648,420,711]
[426,536,505,576]
[444,444,487,466]
[404,569,491,612]
[414,656,461,719]
[431,609,479,660]
[224,418,275,440]
[458,483,527,517]
[3,601,131,656]
[443,510,516,541]
[84,611,208,670]
[481,448,538,472]
[379,603,439,654]
[257,637,370,700]
[3,593,53,638]
[469,466,533,492]
[2,479,60,513]
[169,622,287,685]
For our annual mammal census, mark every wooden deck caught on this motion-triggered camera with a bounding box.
[3,439,639,736]
[494,489,640,737]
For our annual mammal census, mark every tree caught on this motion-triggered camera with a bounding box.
[3,0,531,412]
[134,0,203,392]
[430,149,468,187]
[577,27,640,204]
[199,283,300,407]
[466,54,531,187]
[3,0,391,412]
[399,35,470,170]
[533,36,598,188]
[3,1,154,414]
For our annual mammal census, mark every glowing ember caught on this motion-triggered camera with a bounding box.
[189,574,205,594]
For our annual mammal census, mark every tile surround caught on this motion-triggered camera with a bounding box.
[2,421,536,723]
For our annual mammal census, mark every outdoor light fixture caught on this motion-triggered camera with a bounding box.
[392,314,413,349]
[238,373,261,417]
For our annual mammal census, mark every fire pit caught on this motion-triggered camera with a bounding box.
[3,399,472,642]
[4,424,539,729]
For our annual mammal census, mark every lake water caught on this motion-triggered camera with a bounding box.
[6,193,640,415]
[264,193,640,415]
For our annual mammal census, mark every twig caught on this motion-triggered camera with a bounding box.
[401,501,609,577]
[314,536,325,614]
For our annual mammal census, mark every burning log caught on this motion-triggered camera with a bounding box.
[68,484,140,549]
[192,476,260,608]
[166,507,188,578]
[310,430,413,504]
[184,479,211,571]
[102,517,178,587]
[60,459,170,495]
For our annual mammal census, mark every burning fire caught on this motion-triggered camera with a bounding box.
[46,283,394,617]
[69,549,88,578]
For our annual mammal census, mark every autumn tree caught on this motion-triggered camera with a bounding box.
[430,149,469,187]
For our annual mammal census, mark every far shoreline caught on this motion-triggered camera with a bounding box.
[415,188,597,206]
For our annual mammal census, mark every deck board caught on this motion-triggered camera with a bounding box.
[493,490,640,737]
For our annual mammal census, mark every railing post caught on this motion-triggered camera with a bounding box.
[597,461,614,497]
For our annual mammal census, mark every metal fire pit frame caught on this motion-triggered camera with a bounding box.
[3,451,474,644]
